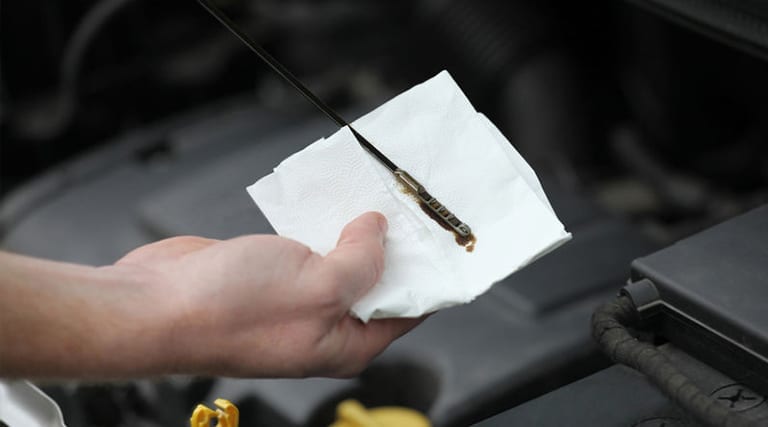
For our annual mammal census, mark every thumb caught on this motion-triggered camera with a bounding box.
[321,212,388,308]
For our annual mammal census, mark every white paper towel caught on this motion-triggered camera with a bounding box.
[0,381,67,427]
[247,71,571,322]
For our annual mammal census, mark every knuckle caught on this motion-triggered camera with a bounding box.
[293,243,316,264]
[279,239,316,272]
[314,264,351,305]
[312,274,346,311]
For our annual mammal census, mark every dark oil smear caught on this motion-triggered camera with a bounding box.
[398,183,477,252]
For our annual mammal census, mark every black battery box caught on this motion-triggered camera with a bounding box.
[628,204,768,395]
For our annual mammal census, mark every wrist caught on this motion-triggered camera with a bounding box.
[90,263,184,378]
[0,254,162,378]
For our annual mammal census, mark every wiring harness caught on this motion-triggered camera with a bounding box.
[591,293,764,427]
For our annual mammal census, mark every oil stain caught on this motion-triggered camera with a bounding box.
[398,182,476,252]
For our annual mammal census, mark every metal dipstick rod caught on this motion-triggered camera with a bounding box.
[197,0,471,238]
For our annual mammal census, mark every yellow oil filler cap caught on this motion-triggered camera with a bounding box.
[330,399,431,427]
[190,398,239,427]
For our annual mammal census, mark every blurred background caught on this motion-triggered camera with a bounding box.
[2,0,768,426]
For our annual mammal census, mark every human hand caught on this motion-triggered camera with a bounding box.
[115,212,422,378]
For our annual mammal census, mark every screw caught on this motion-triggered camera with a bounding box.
[711,383,766,412]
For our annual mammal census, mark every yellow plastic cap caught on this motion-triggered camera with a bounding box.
[190,398,239,427]
[330,399,431,427]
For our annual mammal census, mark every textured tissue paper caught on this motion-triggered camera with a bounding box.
[247,71,571,322]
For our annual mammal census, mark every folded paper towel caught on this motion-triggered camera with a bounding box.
[247,71,571,321]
